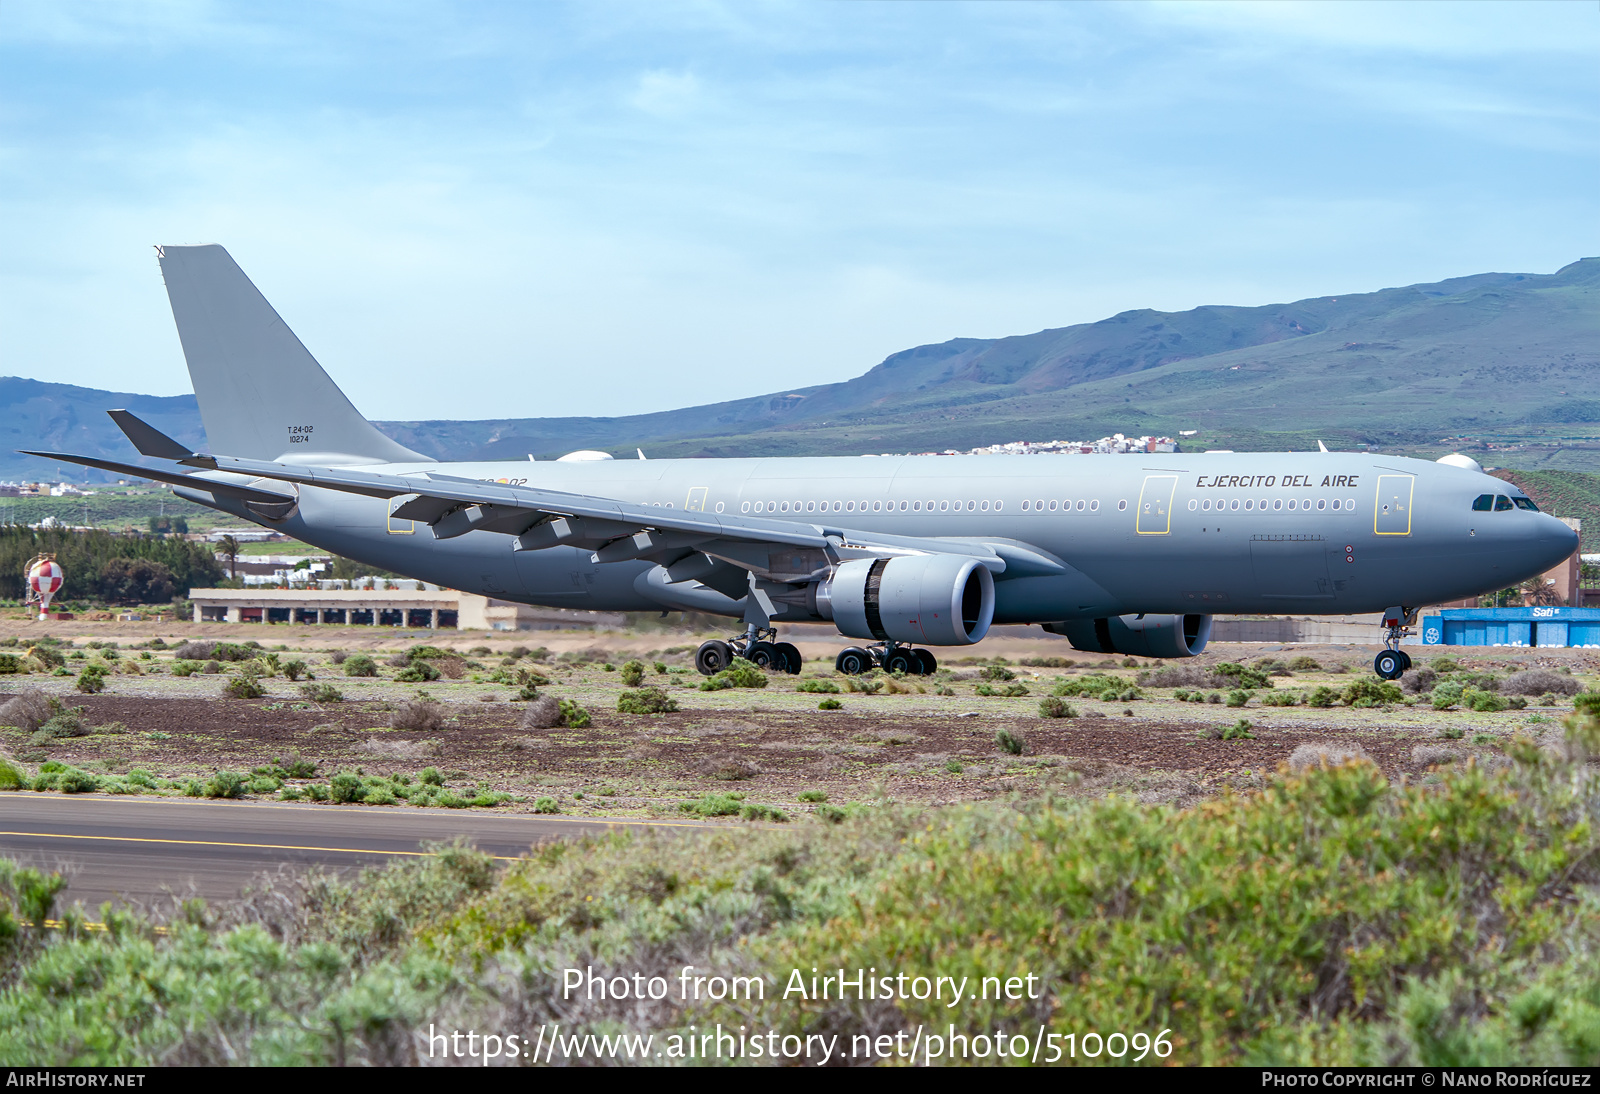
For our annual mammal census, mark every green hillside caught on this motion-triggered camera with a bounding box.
[384,257,1600,464]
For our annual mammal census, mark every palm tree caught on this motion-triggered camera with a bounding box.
[220,535,240,581]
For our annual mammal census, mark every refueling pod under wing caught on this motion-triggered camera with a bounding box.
[1046,614,1212,658]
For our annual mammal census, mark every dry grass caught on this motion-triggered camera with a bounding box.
[1287,742,1370,771]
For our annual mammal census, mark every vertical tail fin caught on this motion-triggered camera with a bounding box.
[157,244,428,465]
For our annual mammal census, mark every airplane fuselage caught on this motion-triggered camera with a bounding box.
[185,449,1576,625]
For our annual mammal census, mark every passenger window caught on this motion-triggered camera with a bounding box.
[1188,499,1197,511]
[1090,500,1099,511]
[1244,500,1253,510]
[1494,495,1513,511]
[1513,497,1539,511]
[1471,494,1493,512]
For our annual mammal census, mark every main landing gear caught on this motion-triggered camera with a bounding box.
[1373,606,1417,681]
[694,627,802,676]
[834,643,938,676]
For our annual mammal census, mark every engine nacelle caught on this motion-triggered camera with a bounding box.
[814,555,995,646]
[1046,614,1212,658]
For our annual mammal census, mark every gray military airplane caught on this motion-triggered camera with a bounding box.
[28,245,1579,681]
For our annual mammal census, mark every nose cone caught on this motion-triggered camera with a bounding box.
[1530,514,1580,572]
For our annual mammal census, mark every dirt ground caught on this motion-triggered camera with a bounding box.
[1,617,1596,818]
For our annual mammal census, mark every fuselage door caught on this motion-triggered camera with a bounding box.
[1136,475,1178,535]
[685,486,709,512]
[387,495,416,535]
[1374,475,1415,536]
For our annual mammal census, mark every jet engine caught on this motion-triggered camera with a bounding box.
[811,555,994,646]
[1046,614,1212,658]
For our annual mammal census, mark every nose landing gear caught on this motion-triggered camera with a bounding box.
[694,627,802,675]
[1373,606,1417,681]
[834,642,938,676]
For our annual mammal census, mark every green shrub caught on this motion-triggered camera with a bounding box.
[204,772,246,799]
[343,655,378,678]
[557,699,591,728]
[395,660,440,683]
[1306,686,1339,708]
[248,776,282,794]
[1039,696,1076,719]
[619,660,647,687]
[816,803,849,823]
[678,792,745,817]
[1342,679,1404,708]
[223,673,266,700]
[1261,691,1301,707]
[980,665,1016,682]
[740,803,788,822]
[654,662,668,675]
[304,783,329,801]
[846,678,882,695]
[533,797,559,814]
[58,767,100,793]
[1221,719,1256,740]
[1226,690,1250,708]
[282,659,308,682]
[1214,662,1274,690]
[300,683,344,704]
[818,698,842,710]
[419,767,445,786]
[1051,674,1141,702]
[797,789,828,803]
[329,773,364,804]
[0,759,27,789]
[1438,726,1466,740]
[796,679,840,693]
[616,686,678,715]
[170,660,201,677]
[1287,655,1322,671]
[699,658,768,691]
[996,728,1025,755]
[76,664,107,694]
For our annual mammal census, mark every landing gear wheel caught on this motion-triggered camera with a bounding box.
[695,640,733,676]
[1374,649,1405,681]
[836,647,873,675]
[1399,650,1412,671]
[774,642,802,674]
[747,641,780,670]
[885,649,918,675]
[914,649,938,675]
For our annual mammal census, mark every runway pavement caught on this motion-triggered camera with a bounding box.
[0,794,690,910]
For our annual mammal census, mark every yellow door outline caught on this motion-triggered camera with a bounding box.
[685,486,708,512]
[1136,475,1178,535]
[1373,475,1414,536]
[386,495,416,534]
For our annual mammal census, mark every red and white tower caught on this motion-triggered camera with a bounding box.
[26,556,63,622]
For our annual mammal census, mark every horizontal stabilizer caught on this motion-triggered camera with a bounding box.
[18,450,295,506]
[107,410,194,460]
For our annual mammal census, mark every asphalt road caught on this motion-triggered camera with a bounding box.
[0,795,686,911]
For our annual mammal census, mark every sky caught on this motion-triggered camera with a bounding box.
[0,1,1595,422]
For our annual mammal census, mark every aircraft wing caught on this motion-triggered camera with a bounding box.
[194,452,1010,579]
[32,430,1022,590]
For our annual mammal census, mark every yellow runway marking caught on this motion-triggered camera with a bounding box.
[2,795,710,827]
[0,830,521,861]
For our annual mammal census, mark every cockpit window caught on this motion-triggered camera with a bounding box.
[1472,494,1494,512]
[1513,496,1540,512]
[1494,495,1514,512]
